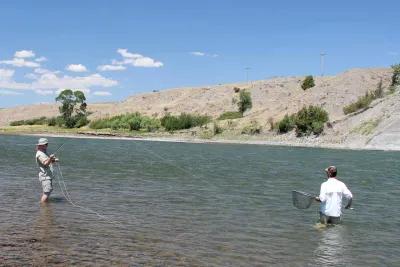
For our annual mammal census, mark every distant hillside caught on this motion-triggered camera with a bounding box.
[2,67,400,149]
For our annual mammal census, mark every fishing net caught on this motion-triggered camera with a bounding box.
[292,190,315,209]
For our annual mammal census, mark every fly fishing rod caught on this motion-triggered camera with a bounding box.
[52,143,65,155]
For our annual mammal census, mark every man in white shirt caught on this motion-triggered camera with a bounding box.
[315,166,353,224]
[36,138,59,203]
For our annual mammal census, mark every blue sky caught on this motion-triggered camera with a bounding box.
[0,0,399,107]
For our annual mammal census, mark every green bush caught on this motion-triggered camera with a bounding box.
[391,64,400,86]
[294,106,329,136]
[241,121,261,135]
[140,116,160,132]
[64,117,77,128]
[311,121,325,135]
[343,91,375,115]
[45,116,64,127]
[10,116,48,126]
[213,122,223,135]
[161,113,211,131]
[47,117,57,126]
[128,115,142,131]
[9,120,25,126]
[217,111,243,120]
[89,118,112,129]
[89,113,161,132]
[278,115,295,133]
[373,79,384,98]
[238,90,252,113]
[301,75,315,90]
[74,115,90,128]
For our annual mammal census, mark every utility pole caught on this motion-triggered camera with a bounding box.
[320,52,327,77]
[245,67,251,86]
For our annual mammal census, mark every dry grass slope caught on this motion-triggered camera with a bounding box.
[3,67,400,150]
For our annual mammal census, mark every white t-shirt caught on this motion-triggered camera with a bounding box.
[36,150,54,181]
[319,178,352,217]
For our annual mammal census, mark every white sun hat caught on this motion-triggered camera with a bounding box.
[37,138,49,146]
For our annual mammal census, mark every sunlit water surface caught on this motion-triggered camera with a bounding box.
[1,135,399,266]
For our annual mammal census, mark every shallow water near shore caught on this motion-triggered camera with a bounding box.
[1,134,399,266]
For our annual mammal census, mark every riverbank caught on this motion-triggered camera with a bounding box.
[2,68,400,151]
[1,125,396,151]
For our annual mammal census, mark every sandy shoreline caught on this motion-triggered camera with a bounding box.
[1,131,396,152]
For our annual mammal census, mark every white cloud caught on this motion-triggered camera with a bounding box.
[93,91,112,96]
[191,51,206,56]
[0,69,30,90]
[34,68,49,74]
[97,49,163,71]
[0,71,117,94]
[35,56,47,62]
[0,68,15,80]
[56,88,91,95]
[0,52,118,97]
[190,51,218,58]
[132,57,163,68]
[25,73,38,80]
[117,49,142,59]
[32,73,117,90]
[66,64,88,72]
[0,80,32,90]
[15,50,35,58]
[97,64,126,71]
[35,90,54,95]
[0,57,40,68]
[0,89,23,95]
[34,68,60,74]
[115,48,163,68]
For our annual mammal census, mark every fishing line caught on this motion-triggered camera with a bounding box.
[132,140,237,240]
[47,142,128,226]
[133,140,200,179]
[53,162,125,226]
[133,140,238,198]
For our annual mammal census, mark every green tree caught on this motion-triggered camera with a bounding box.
[295,105,328,136]
[55,89,88,128]
[238,90,252,114]
[391,64,400,86]
[301,75,315,90]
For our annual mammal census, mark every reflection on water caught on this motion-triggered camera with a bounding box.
[31,203,58,265]
[1,135,400,266]
[36,203,55,239]
[312,225,350,267]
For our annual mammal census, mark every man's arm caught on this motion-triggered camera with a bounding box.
[316,184,326,202]
[344,198,352,209]
[343,184,353,209]
[38,154,57,167]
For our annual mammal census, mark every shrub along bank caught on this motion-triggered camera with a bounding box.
[277,105,329,136]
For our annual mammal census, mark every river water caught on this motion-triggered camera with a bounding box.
[1,135,399,266]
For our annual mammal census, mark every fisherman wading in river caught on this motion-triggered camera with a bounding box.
[36,138,59,203]
[315,166,353,225]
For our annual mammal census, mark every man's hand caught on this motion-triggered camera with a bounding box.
[49,154,59,163]
[344,198,352,209]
